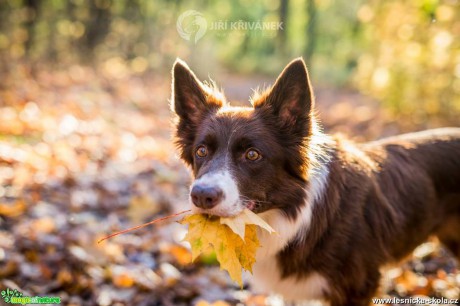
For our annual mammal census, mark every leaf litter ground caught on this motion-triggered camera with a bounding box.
[0,64,458,305]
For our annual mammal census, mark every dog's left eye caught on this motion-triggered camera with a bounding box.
[245,149,261,161]
[195,146,208,158]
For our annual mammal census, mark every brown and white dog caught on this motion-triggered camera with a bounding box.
[171,57,460,306]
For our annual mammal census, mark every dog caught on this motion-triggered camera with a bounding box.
[171,57,460,306]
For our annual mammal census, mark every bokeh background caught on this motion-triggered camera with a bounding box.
[0,0,459,305]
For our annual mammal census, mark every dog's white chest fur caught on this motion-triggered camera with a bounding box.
[249,210,330,303]
[248,152,332,303]
[251,261,329,302]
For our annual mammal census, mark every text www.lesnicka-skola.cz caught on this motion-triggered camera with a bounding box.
[372,297,458,305]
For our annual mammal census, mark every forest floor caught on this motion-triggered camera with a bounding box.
[0,63,458,305]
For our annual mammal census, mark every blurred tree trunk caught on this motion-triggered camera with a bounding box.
[278,0,289,55]
[125,0,141,59]
[67,0,77,54]
[46,0,58,63]
[83,0,112,58]
[24,0,41,56]
[0,1,8,33]
[305,0,316,67]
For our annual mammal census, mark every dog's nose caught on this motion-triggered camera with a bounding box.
[190,185,223,209]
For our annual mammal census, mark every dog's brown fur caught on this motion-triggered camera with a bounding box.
[172,57,460,305]
[278,131,460,305]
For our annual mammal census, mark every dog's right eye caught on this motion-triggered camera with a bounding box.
[245,148,261,161]
[195,146,208,158]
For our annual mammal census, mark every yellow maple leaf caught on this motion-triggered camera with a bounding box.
[179,209,275,287]
[220,208,275,239]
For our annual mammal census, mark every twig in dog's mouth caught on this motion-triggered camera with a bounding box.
[97,209,192,243]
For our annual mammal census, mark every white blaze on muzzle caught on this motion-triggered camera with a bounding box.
[190,169,242,217]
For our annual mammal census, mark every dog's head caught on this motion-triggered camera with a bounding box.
[172,58,315,218]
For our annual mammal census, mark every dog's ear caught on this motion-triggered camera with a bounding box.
[171,59,223,165]
[254,58,314,135]
[172,59,222,122]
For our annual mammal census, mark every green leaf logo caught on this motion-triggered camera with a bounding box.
[1,288,23,303]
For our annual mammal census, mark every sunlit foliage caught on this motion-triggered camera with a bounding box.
[0,0,458,123]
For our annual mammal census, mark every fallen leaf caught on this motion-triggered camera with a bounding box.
[180,209,275,286]
[162,243,192,266]
[32,217,56,234]
[113,272,135,288]
[195,299,230,306]
[211,301,231,306]
[0,199,26,217]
